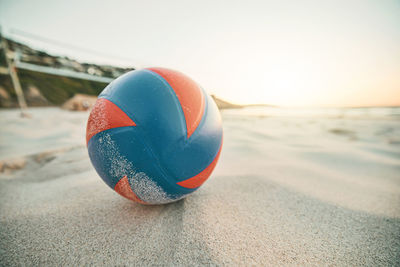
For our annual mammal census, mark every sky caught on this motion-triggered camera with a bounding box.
[0,0,399,107]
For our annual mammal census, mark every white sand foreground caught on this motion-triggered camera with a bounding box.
[0,107,399,265]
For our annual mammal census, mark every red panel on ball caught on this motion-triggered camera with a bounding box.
[86,98,136,145]
[114,176,147,204]
[147,67,205,138]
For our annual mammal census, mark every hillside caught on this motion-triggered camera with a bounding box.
[0,38,242,109]
[0,38,131,107]
[0,68,108,107]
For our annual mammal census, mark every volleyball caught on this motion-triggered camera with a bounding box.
[86,68,223,204]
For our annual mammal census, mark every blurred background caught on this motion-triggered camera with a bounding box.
[0,0,399,108]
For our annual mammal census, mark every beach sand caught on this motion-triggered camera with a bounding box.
[1,107,399,265]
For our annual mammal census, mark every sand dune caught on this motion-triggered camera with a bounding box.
[0,107,399,265]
